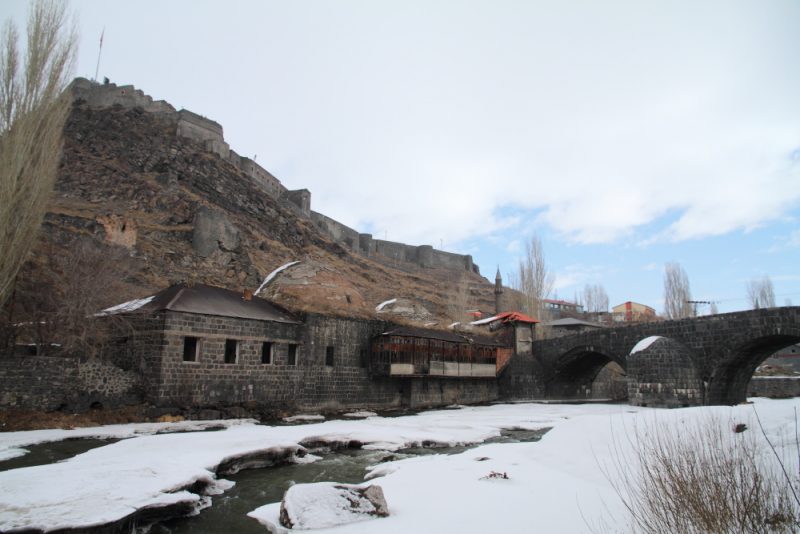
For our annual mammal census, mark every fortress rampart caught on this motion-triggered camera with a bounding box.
[70,78,479,275]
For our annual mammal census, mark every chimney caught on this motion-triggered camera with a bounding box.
[242,289,253,301]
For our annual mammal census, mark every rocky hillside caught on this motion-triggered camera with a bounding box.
[28,99,503,324]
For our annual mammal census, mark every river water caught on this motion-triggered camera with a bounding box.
[1,427,549,532]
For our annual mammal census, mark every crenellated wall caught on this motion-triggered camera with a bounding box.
[70,78,480,275]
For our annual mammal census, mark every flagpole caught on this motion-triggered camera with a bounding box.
[94,28,105,81]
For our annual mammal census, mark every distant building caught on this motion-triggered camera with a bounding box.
[543,317,606,337]
[542,299,584,319]
[611,301,657,323]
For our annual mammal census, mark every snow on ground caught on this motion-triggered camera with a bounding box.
[1,399,798,532]
[375,298,397,312]
[255,261,301,296]
[342,411,378,419]
[0,419,255,462]
[283,414,326,423]
[252,398,800,533]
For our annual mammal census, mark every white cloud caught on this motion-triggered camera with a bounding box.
[49,0,800,248]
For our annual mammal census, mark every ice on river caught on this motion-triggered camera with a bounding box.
[1,399,797,533]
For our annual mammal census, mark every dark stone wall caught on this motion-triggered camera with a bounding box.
[405,378,498,408]
[748,377,800,399]
[0,356,80,411]
[496,351,548,400]
[0,355,141,411]
[526,307,800,406]
[149,311,469,414]
[626,337,704,408]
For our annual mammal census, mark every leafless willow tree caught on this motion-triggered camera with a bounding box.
[508,234,554,319]
[10,239,135,357]
[581,283,609,313]
[0,0,77,308]
[663,262,694,319]
[746,275,776,309]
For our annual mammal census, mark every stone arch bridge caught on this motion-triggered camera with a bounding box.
[498,307,800,407]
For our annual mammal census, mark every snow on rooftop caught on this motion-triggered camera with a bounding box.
[375,298,397,312]
[95,295,155,316]
[469,315,499,326]
[630,336,663,354]
[254,261,301,296]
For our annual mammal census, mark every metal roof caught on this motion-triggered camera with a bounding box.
[545,318,605,328]
[110,283,301,324]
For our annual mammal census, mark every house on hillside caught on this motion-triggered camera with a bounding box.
[611,301,657,323]
[470,311,539,356]
[544,317,606,337]
[542,299,584,319]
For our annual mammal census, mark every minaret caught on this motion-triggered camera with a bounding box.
[494,266,503,314]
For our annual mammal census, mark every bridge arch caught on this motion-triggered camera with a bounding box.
[546,345,625,400]
[707,329,800,405]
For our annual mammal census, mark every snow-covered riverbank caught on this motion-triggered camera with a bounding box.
[1,399,797,532]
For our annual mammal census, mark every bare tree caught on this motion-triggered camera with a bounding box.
[582,283,609,313]
[663,262,693,319]
[746,275,776,309]
[10,238,136,358]
[508,233,554,320]
[0,0,77,308]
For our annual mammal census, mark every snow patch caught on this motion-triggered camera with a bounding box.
[469,315,499,326]
[276,482,388,530]
[283,414,325,424]
[375,298,397,312]
[343,411,378,419]
[254,261,301,296]
[630,336,663,354]
[96,296,154,316]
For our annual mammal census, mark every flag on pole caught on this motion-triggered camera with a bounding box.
[94,27,105,81]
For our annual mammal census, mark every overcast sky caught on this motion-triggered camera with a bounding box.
[5,0,799,314]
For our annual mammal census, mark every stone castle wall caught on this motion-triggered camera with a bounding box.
[311,211,478,273]
[71,78,479,274]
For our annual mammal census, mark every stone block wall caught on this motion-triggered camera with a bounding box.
[627,337,704,408]
[748,377,800,398]
[72,78,176,115]
[151,311,409,413]
[311,211,362,251]
[0,355,142,411]
[405,378,498,408]
[0,356,80,411]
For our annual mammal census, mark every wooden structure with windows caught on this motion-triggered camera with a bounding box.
[370,326,508,378]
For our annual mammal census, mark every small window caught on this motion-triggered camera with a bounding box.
[325,346,335,367]
[359,348,367,368]
[183,337,199,362]
[224,339,238,364]
[261,342,273,364]
[287,344,298,366]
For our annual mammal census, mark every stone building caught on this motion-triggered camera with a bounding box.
[86,283,513,415]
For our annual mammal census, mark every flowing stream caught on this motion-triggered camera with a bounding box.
[1,427,549,532]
